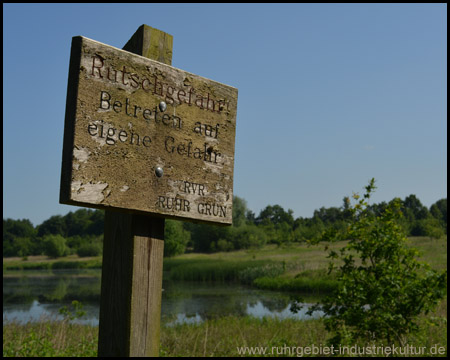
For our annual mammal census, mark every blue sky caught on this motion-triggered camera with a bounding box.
[3,3,447,226]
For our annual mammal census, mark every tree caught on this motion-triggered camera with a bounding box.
[184,222,230,253]
[245,209,256,224]
[76,242,102,257]
[43,234,69,258]
[76,235,103,257]
[305,179,447,347]
[293,217,325,242]
[313,206,343,225]
[402,194,430,222]
[229,224,267,250]
[367,201,388,218]
[256,205,294,226]
[412,218,445,240]
[65,209,92,237]
[232,196,248,227]
[3,218,36,238]
[37,215,66,237]
[64,208,104,237]
[430,198,447,233]
[3,218,37,257]
[341,196,353,221]
[164,220,190,257]
[85,209,105,235]
[14,237,34,257]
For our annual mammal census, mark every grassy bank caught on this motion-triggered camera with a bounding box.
[3,320,98,357]
[3,255,102,271]
[3,237,447,294]
[3,298,447,357]
[164,237,446,293]
[3,237,447,356]
[161,298,447,357]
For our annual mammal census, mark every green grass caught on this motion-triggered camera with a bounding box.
[3,255,102,271]
[164,257,285,283]
[164,237,447,293]
[4,237,446,294]
[3,298,447,357]
[407,236,448,271]
[2,318,98,357]
[160,299,447,357]
[3,237,446,357]
[162,241,342,289]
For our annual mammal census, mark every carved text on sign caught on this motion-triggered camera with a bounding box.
[60,36,238,225]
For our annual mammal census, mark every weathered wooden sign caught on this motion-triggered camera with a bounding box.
[60,36,238,225]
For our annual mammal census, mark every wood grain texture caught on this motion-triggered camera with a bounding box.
[130,219,164,357]
[123,24,173,65]
[97,25,169,357]
[98,211,134,356]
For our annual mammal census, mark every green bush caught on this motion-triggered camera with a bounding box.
[76,243,102,257]
[215,239,234,252]
[411,218,445,239]
[164,220,190,257]
[43,235,69,258]
[230,224,268,250]
[307,179,448,347]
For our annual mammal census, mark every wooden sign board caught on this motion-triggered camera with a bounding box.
[60,36,238,225]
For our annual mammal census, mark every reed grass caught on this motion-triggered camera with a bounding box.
[2,317,98,357]
[3,256,102,271]
[4,299,446,357]
[3,237,447,356]
[164,258,283,283]
[161,299,447,357]
[253,276,338,294]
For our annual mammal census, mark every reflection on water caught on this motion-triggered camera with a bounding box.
[3,299,100,326]
[161,281,324,326]
[3,270,323,326]
[3,270,101,325]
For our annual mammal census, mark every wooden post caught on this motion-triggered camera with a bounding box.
[97,25,173,357]
[61,22,237,354]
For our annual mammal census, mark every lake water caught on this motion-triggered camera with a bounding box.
[3,269,323,326]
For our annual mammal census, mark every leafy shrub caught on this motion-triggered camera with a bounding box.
[164,220,190,257]
[43,235,69,258]
[76,243,102,257]
[306,179,448,347]
[216,239,234,252]
[411,218,445,239]
[230,224,268,250]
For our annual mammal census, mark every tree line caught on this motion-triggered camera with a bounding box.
[3,194,447,258]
